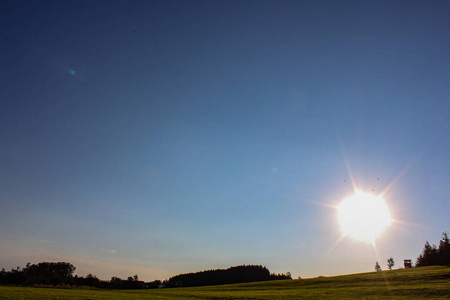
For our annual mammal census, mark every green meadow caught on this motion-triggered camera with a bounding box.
[1,266,449,299]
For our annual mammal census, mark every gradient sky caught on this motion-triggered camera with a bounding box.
[1,0,449,281]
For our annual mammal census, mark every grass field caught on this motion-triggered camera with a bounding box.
[1,266,449,299]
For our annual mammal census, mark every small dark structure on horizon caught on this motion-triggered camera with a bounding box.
[404,259,412,268]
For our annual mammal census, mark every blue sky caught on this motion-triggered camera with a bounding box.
[1,0,449,281]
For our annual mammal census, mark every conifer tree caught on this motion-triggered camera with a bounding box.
[375,261,381,272]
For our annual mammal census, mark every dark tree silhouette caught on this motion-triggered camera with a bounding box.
[416,241,439,267]
[416,232,450,267]
[146,279,162,289]
[7,267,26,286]
[24,262,75,286]
[438,232,450,266]
[167,265,291,288]
[0,261,154,289]
[84,274,100,290]
[375,261,381,272]
[387,257,395,270]
[107,276,145,289]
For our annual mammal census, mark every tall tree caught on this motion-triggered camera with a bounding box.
[387,257,395,270]
[438,232,450,266]
[375,261,381,272]
[416,241,439,267]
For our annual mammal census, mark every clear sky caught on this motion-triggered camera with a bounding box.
[1,0,449,281]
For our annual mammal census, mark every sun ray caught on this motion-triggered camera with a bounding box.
[372,244,394,296]
[391,218,439,230]
[337,134,358,191]
[321,235,346,260]
[310,129,441,277]
[302,198,337,210]
[380,137,435,197]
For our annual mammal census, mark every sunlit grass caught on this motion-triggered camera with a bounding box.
[1,266,449,299]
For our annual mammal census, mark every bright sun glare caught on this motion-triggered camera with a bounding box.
[337,191,392,244]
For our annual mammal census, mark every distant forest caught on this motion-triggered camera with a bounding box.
[165,265,291,287]
[0,263,290,289]
[0,262,159,289]
[0,232,448,289]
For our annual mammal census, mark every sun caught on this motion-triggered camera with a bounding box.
[337,190,392,244]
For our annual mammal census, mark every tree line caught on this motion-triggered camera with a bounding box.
[374,232,450,271]
[0,262,290,289]
[2,233,447,288]
[416,232,450,267]
[165,265,292,288]
[0,262,161,289]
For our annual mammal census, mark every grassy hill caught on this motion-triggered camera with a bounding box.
[1,266,449,299]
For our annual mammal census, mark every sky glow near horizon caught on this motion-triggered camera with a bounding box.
[1,0,450,281]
